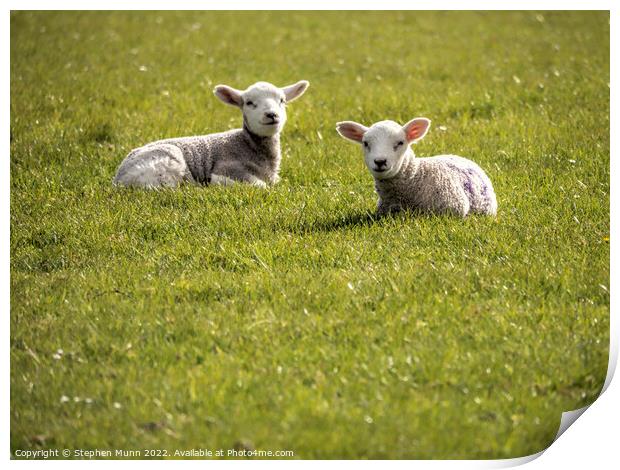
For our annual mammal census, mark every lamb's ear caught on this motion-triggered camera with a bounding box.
[336,121,368,143]
[403,118,431,143]
[213,85,243,107]
[282,80,309,102]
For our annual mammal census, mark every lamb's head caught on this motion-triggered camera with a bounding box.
[214,80,309,137]
[336,118,431,180]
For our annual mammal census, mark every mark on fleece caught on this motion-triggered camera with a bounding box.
[445,162,488,200]
[463,178,473,198]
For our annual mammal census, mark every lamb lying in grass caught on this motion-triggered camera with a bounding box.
[336,118,497,217]
[113,80,309,188]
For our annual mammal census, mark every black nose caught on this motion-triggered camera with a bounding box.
[374,159,387,168]
[265,112,277,119]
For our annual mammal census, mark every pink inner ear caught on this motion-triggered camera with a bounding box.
[351,128,364,140]
[224,90,240,105]
[406,121,428,141]
[340,124,365,142]
[216,87,241,106]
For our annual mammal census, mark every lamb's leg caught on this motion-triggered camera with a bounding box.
[210,174,237,186]
[249,178,268,188]
[210,167,268,188]
[376,200,402,217]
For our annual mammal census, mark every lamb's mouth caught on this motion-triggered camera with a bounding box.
[374,167,388,173]
[263,120,280,126]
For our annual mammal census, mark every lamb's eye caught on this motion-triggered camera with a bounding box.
[245,101,256,107]
[280,98,285,104]
[395,141,404,148]
[363,141,369,149]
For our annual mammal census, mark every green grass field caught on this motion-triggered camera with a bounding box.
[10,11,609,459]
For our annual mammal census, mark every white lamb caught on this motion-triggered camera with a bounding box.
[336,118,497,218]
[113,80,309,188]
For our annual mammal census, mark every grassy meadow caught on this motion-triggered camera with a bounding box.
[10,11,609,459]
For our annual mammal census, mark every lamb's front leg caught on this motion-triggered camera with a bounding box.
[210,173,267,188]
[376,199,402,217]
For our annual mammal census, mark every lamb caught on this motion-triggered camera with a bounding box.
[113,80,309,188]
[336,118,497,218]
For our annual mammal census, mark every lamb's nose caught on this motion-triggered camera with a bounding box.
[265,112,277,119]
[374,159,387,168]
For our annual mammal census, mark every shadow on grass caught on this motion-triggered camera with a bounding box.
[293,211,379,233]
[289,208,453,234]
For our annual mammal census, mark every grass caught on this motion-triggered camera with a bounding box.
[10,11,609,459]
